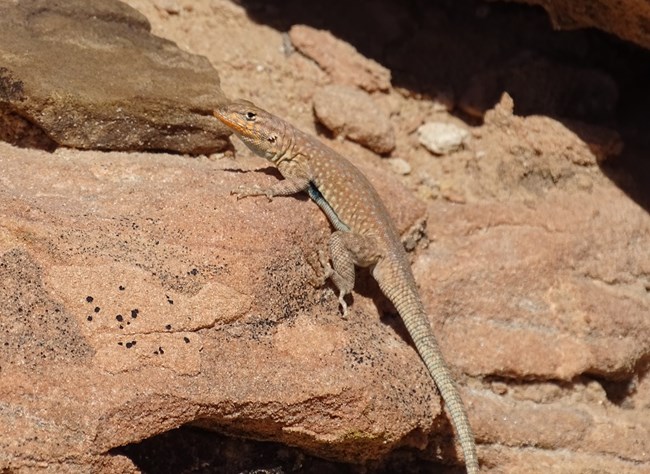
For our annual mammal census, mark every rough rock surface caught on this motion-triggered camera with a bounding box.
[289,24,392,93]
[510,0,650,51]
[0,141,430,472]
[2,0,650,473]
[0,0,229,154]
[313,85,396,154]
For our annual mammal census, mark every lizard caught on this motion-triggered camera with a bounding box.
[214,99,479,473]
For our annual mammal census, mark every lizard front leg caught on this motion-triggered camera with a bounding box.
[232,176,311,201]
[232,161,312,200]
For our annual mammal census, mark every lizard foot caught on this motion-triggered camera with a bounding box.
[337,292,350,319]
[231,185,274,201]
[305,249,333,287]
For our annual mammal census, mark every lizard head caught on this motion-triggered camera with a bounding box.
[214,99,287,162]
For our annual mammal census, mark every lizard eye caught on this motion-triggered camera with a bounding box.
[245,111,257,121]
[268,135,277,143]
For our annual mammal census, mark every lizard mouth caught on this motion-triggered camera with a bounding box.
[213,109,251,137]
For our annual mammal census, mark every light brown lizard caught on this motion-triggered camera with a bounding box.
[214,99,479,473]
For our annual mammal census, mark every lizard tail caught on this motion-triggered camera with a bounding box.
[374,261,480,474]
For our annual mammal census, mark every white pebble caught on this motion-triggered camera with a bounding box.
[417,122,469,155]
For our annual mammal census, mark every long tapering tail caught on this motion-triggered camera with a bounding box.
[373,258,479,474]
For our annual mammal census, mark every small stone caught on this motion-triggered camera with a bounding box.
[313,85,395,154]
[417,122,469,155]
[576,174,593,191]
[153,0,181,15]
[385,158,411,176]
[85,296,93,303]
[491,381,508,395]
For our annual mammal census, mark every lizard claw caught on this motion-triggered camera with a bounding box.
[231,184,272,201]
[338,293,349,319]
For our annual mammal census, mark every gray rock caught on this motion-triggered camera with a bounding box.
[0,0,229,154]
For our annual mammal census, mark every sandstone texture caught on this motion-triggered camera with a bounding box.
[510,0,650,51]
[0,142,429,472]
[313,85,396,154]
[289,25,392,93]
[1,1,650,473]
[0,0,229,154]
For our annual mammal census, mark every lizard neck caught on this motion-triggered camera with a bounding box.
[269,119,298,165]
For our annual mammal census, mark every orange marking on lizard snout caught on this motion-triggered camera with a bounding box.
[214,110,247,134]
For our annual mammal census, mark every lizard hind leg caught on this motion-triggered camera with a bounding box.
[328,231,380,318]
[305,248,334,288]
